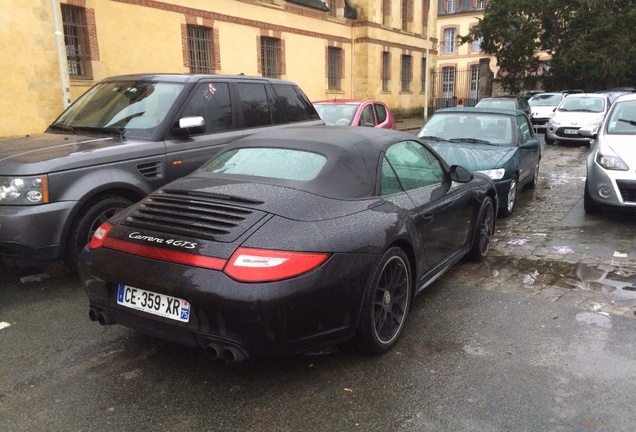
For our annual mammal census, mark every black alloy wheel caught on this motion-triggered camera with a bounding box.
[355,247,412,354]
[467,196,495,262]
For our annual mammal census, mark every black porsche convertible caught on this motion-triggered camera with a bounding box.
[79,126,497,362]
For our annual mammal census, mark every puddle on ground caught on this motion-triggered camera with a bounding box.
[486,257,636,300]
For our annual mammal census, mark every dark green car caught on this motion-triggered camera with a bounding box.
[417,107,541,217]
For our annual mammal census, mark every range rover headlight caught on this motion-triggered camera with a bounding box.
[0,176,49,204]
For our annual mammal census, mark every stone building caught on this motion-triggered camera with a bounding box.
[1,0,442,137]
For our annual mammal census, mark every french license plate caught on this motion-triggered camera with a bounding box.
[564,128,579,134]
[117,284,191,322]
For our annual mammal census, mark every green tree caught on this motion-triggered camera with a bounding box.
[460,0,636,93]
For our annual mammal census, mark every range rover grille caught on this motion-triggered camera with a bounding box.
[121,189,266,242]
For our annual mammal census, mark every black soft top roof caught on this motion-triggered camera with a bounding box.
[195,126,420,199]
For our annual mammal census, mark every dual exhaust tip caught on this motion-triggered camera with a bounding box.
[204,341,248,363]
[87,307,248,363]
[88,306,114,326]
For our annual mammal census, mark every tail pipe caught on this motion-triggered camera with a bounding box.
[88,307,114,326]
[204,339,248,363]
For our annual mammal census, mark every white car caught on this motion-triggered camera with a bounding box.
[580,93,636,214]
[545,93,610,146]
[528,92,566,132]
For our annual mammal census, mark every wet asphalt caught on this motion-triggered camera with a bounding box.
[0,118,635,431]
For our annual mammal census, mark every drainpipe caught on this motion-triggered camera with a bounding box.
[423,5,431,122]
[51,0,71,109]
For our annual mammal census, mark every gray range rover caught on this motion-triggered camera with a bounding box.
[0,74,322,270]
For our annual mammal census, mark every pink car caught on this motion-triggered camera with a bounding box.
[313,99,396,129]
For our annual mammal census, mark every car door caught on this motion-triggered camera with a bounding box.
[515,114,541,186]
[164,79,247,181]
[383,140,473,272]
[358,103,377,127]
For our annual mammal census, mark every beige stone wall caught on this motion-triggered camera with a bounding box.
[1,0,439,137]
[0,0,67,137]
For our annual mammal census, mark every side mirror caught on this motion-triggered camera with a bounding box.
[520,139,540,149]
[450,165,473,183]
[173,116,205,136]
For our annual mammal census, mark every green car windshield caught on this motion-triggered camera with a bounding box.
[419,113,514,145]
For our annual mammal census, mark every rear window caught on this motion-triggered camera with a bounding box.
[201,148,326,181]
[272,84,321,122]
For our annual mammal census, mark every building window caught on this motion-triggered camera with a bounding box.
[401,0,409,31]
[61,5,91,79]
[445,0,456,13]
[383,0,391,27]
[187,26,214,74]
[328,0,337,17]
[401,55,412,92]
[327,47,343,90]
[472,35,483,52]
[421,57,427,92]
[476,0,487,10]
[443,28,456,54]
[382,51,391,92]
[442,66,455,99]
[470,64,480,100]
[261,37,281,79]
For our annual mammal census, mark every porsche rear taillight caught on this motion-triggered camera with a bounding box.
[223,247,329,282]
[89,222,112,249]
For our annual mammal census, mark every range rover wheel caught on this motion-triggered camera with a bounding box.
[65,196,134,272]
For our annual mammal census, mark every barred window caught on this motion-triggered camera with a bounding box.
[328,0,337,17]
[261,37,281,79]
[188,26,214,74]
[401,55,412,92]
[401,0,408,31]
[442,66,455,99]
[328,47,342,90]
[382,52,391,92]
[470,64,480,100]
[61,5,91,78]
[421,57,427,92]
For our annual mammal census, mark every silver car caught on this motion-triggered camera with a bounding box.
[580,93,636,214]
[528,92,566,132]
[545,93,610,146]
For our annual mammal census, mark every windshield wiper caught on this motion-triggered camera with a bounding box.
[618,118,636,126]
[73,125,127,139]
[418,135,447,141]
[449,137,494,145]
[49,124,76,133]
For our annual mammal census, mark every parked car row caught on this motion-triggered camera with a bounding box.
[3,72,631,363]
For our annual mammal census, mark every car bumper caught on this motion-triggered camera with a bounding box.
[586,155,636,209]
[546,125,594,143]
[531,117,550,130]
[0,201,76,262]
[79,247,379,359]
